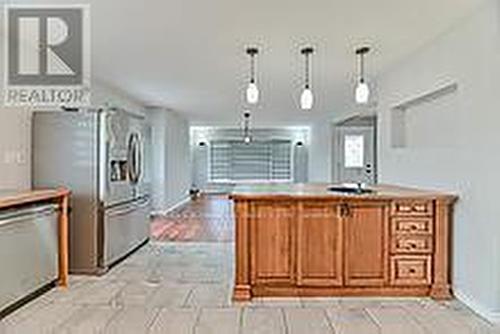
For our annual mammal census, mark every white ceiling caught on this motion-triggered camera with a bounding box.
[16,0,485,125]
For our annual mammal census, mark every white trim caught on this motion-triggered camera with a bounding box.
[454,288,500,324]
[150,195,191,216]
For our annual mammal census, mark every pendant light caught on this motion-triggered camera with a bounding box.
[242,111,252,144]
[355,46,370,104]
[246,47,259,104]
[300,47,314,110]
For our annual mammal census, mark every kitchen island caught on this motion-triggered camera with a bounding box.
[230,183,457,301]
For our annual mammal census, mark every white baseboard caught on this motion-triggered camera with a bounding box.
[151,195,191,216]
[455,288,500,324]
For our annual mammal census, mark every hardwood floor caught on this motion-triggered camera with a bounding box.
[151,195,234,242]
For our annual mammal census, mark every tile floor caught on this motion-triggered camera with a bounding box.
[0,242,498,334]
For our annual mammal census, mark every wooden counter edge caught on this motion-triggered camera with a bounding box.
[57,190,70,288]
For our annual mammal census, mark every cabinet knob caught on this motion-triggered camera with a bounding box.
[338,204,351,218]
[407,243,417,249]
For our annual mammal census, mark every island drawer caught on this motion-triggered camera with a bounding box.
[391,218,433,234]
[390,255,432,286]
[391,235,433,254]
[391,201,434,217]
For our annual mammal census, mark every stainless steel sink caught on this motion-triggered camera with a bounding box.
[327,185,374,195]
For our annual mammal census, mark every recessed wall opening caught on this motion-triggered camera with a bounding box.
[391,83,458,149]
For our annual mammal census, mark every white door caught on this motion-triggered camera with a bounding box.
[336,126,376,184]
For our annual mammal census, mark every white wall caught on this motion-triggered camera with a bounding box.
[91,80,145,115]
[0,107,31,190]
[309,119,333,182]
[148,108,191,211]
[377,0,500,321]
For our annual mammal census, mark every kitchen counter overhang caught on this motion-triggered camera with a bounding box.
[230,183,457,301]
[230,183,457,202]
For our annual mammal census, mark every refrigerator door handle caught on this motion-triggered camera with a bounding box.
[136,136,142,182]
[127,133,140,184]
[107,202,139,218]
[106,197,149,218]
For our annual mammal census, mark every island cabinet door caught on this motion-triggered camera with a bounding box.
[250,202,296,285]
[343,202,389,286]
[296,202,343,286]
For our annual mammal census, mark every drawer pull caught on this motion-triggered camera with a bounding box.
[409,268,416,274]
[392,202,433,216]
[391,218,433,235]
[399,205,412,212]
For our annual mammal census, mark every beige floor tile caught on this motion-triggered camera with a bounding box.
[114,281,159,306]
[195,307,241,334]
[242,307,286,334]
[56,305,119,334]
[404,302,494,334]
[340,297,386,310]
[250,297,302,308]
[185,284,231,308]
[301,297,341,308]
[2,302,80,334]
[326,307,379,334]
[366,305,426,334]
[149,308,199,334]
[148,283,193,308]
[73,280,126,306]
[284,308,332,334]
[2,294,54,327]
[104,306,159,334]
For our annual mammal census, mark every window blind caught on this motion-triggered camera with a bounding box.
[209,140,292,182]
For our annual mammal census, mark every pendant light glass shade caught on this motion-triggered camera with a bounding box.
[355,80,370,104]
[246,82,259,104]
[300,87,313,110]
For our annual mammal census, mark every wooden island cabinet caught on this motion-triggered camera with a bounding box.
[231,184,457,301]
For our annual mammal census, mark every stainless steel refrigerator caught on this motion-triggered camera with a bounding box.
[32,108,151,274]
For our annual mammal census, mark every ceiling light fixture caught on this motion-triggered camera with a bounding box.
[243,111,252,144]
[355,46,371,104]
[300,47,314,110]
[246,47,259,104]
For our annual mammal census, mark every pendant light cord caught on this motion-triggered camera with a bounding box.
[243,112,251,137]
[305,52,310,89]
[359,52,365,83]
[250,53,255,84]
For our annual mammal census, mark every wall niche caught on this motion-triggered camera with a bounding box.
[390,82,458,149]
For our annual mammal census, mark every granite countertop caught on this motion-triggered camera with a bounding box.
[0,188,70,210]
[230,183,457,202]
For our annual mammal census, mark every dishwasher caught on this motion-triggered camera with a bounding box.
[0,203,59,313]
